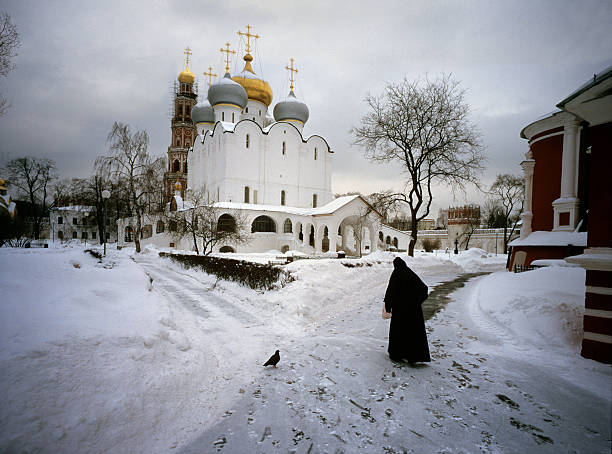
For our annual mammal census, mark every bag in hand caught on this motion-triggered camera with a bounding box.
[382,304,392,320]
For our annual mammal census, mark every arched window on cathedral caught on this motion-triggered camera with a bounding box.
[172,159,180,173]
[283,218,292,234]
[246,134,250,148]
[282,141,286,155]
[245,107,249,113]
[314,148,318,160]
[251,215,276,233]
[183,161,188,173]
[232,112,235,123]
[244,186,250,203]
[281,190,286,206]
[222,112,225,121]
[217,214,236,233]
[312,194,317,208]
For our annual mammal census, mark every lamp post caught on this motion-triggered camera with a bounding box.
[102,190,111,256]
[454,233,459,255]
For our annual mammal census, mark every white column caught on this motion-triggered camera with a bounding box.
[552,118,581,231]
[520,154,535,238]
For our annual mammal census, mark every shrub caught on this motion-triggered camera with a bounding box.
[421,238,441,252]
[159,252,293,290]
[84,248,103,261]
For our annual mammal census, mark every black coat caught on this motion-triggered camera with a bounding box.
[384,257,431,362]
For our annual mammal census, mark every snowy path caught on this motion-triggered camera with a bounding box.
[177,273,611,454]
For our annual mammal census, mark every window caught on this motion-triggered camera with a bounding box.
[217,214,236,232]
[244,186,250,203]
[222,112,225,121]
[386,236,391,245]
[232,112,235,122]
[283,218,292,233]
[173,159,180,172]
[314,148,318,160]
[393,237,398,248]
[259,110,261,115]
[183,161,188,173]
[253,190,258,204]
[246,134,250,148]
[156,220,165,233]
[246,107,249,113]
[281,190,286,206]
[92,231,96,239]
[251,215,276,233]
[379,231,384,241]
[73,218,78,225]
[125,226,134,242]
[58,216,63,225]
[58,231,64,240]
[282,141,286,155]
[73,231,77,239]
[338,225,342,235]
[312,194,317,208]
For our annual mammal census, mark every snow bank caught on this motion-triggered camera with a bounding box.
[0,246,167,360]
[473,267,586,353]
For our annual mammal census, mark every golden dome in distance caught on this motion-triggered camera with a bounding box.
[232,53,273,106]
[174,180,182,191]
[178,46,195,84]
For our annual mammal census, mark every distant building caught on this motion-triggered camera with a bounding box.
[447,205,480,226]
[49,206,116,244]
[510,66,612,364]
[436,208,448,229]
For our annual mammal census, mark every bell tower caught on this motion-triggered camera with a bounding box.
[165,47,197,202]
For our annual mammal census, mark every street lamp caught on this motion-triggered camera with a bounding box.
[102,190,111,256]
[454,232,459,255]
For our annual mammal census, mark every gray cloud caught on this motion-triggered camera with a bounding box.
[1,0,610,216]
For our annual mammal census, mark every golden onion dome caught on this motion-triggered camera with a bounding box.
[174,180,182,191]
[232,54,273,107]
[178,63,195,84]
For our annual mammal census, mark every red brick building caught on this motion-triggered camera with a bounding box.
[510,66,612,363]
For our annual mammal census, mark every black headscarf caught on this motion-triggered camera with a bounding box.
[385,257,428,310]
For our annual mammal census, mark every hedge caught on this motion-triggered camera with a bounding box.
[159,252,293,290]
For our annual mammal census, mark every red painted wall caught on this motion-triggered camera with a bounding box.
[530,134,563,231]
[586,122,612,248]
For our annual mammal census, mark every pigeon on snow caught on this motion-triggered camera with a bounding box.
[263,350,280,367]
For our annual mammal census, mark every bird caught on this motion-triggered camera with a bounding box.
[263,350,280,367]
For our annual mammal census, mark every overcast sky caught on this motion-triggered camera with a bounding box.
[1,0,611,215]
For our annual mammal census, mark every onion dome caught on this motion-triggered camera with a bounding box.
[174,180,182,191]
[208,72,248,109]
[273,91,309,124]
[191,99,214,124]
[178,64,195,84]
[232,54,273,106]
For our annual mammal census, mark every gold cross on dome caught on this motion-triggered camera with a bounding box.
[237,25,260,54]
[184,46,192,68]
[203,67,217,87]
[219,42,236,73]
[285,58,298,91]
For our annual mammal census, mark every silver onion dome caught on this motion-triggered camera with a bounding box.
[207,72,248,109]
[273,91,309,125]
[191,99,215,124]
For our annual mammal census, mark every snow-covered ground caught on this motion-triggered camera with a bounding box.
[0,245,610,453]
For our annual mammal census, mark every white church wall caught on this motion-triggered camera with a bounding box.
[241,100,267,126]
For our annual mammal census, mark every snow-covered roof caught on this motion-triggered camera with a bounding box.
[212,195,367,218]
[509,231,587,247]
[53,205,96,212]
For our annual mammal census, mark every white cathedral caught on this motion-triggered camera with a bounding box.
[117,30,408,255]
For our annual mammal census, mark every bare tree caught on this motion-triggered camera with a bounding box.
[353,74,484,256]
[168,190,249,255]
[3,156,56,239]
[459,211,481,250]
[488,174,524,253]
[0,12,21,116]
[100,122,153,253]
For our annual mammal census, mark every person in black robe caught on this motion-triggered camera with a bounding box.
[384,257,431,363]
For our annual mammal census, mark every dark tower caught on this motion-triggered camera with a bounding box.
[165,47,197,202]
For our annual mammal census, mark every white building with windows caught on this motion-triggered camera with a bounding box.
[50,206,116,244]
[117,35,384,255]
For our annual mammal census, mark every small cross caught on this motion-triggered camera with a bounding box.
[219,42,236,73]
[203,67,217,87]
[184,46,192,68]
[237,25,260,54]
[285,58,298,91]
